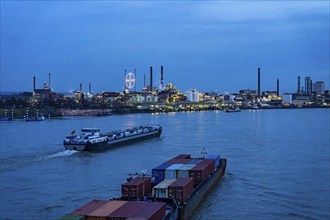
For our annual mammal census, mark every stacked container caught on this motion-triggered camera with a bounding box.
[164,158,192,164]
[189,159,214,187]
[189,164,208,187]
[126,202,166,220]
[153,179,176,198]
[187,159,203,165]
[205,154,220,169]
[152,163,172,184]
[172,154,191,159]
[121,176,152,198]
[177,164,196,178]
[202,159,215,175]
[86,201,128,220]
[66,200,166,220]
[168,178,194,202]
[165,164,185,179]
[71,200,109,216]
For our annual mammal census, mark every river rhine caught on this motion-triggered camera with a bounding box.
[0,109,329,220]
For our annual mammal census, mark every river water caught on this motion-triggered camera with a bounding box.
[0,109,329,220]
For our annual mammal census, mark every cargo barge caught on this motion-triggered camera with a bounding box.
[60,152,226,220]
[63,124,162,151]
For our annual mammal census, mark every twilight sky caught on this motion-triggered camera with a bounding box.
[1,1,329,94]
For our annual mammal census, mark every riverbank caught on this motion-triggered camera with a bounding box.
[0,104,329,119]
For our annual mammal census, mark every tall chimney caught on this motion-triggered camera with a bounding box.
[144,73,146,88]
[277,79,279,97]
[310,80,313,94]
[258,67,261,98]
[125,69,127,89]
[297,76,301,94]
[161,66,164,88]
[89,83,91,94]
[33,76,36,91]
[80,83,82,92]
[150,66,153,91]
[49,73,51,88]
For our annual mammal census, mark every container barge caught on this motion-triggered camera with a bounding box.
[63,124,162,151]
[60,153,226,220]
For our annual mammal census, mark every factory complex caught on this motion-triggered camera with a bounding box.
[0,66,329,118]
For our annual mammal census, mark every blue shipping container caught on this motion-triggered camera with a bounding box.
[152,163,172,184]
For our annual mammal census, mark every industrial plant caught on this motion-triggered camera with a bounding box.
[0,66,329,118]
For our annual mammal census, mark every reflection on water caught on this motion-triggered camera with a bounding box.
[1,109,329,220]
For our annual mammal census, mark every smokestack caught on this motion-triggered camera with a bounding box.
[150,66,153,91]
[33,76,36,91]
[125,69,127,89]
[49,73,51,88]
[297,76,301,94]
[89,83,91,94]
[310,80,313,94]
[144,73,146,88]
[258,67,261,98]
[161,66,164,88]
[277,79,279,97]
[80,83,82,92]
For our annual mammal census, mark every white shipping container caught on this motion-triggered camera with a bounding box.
[153,179,176,198]
[165,164,184,179]
[178,164,196,178]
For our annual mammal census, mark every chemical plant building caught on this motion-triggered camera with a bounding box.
[282,76,327,107]
[1,67,329,116]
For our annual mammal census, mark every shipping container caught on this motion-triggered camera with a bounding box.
[164,158,192,165]
[199,159,215,175]
[187,159,203,165]
[205,154,220,169]
[86,200,127,220]
[189,162,210,187]
[171,154,191,159]
[168,178,194,202]
[177,164,196,178]
[153,179,176,198]
[71,200,109,216]
[108,201,146,220]
[122,177,152,198]
[128,202,166,220]
[165,164,185,179]
[59,214,85,220]
[152,163,172,184]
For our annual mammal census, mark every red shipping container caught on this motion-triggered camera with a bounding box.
[172,154,191,159]
[168,178,194,202]
[86,201,127,220]
[164,158,192,165]
[189,162,209,187]
[71,199,109,216]
[198,159,215,175]
[122,177,152,198]
[108,201,147,219]
[128,202,166,220]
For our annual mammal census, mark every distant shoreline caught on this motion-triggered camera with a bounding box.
[0,105,329,120]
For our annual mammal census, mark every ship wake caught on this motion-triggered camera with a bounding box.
[1,150,78,172]
[34,150,78,161]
